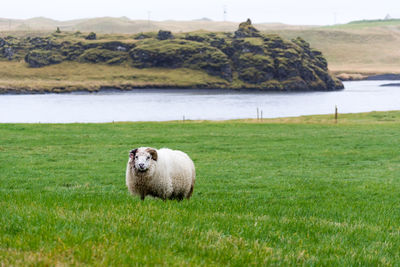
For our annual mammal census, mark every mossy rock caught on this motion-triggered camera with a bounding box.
[184,32,210,43]
[129,39,232,79]
[185,49,232,80]
[263,35,288,50]
[78,48,127,64]
[100,41,133,51]
[274,57,301,80]
[292,37,311,51]
[0,46,14,60]
[24,50,63,67]
[234,19,260,38]
[232,38,265,55]
[281,76,309,91]
[60,42,85,60]
[86,32,97,40]
[235,54,274,83]
[259,79,283,90]
[238,67,272,84]
[0,38,6,47]
[157,30,174,40]
[184,32,234,57]
[243,37,264,46]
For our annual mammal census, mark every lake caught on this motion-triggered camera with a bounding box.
[0,80,399,123]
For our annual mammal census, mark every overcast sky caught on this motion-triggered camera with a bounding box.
[2,0,400,25]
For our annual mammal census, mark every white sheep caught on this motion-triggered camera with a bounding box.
[125,147,196,201]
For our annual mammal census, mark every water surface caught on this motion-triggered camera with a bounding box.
[0,81,399,123]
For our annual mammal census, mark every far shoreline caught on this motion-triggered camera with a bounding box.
[380,83,400,87]
[1,70,397,95]
[0,84,346,95]
[335,72,400,81]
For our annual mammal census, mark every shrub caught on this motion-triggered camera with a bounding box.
[24,50,63,67]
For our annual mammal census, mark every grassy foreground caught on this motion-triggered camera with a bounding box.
[1,111,400,265]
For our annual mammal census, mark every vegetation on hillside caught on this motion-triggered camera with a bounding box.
[1,111,400,265]
[330,18,400,29]
[1,17,400,76]
[0,61,229,93]
[0,20,343,93]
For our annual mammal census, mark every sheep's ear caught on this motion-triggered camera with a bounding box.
[147,148,158,161]
[129,148,138,159]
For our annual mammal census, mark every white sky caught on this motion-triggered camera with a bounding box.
[2,0,400,25]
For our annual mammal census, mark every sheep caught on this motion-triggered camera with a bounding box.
[125,147,196,201]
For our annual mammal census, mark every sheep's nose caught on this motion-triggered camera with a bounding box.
[139,163,145,168]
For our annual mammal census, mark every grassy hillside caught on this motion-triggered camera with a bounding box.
[270,27,400,75]
[0,61,228,93]
[1,111,400,265]
[1,17,399,76]
[327,19,400,30]
[0,21,343,92]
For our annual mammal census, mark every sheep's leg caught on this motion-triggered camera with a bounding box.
[186,184,194,199]
[176,193,184,201]
[140,194,145,201]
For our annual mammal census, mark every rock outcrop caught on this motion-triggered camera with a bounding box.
[127,19,343,90]
[0,20,343,91]
[129,39,232,80]
[234,19,261,38]
[24,50,63,67]
[157,30,174,40]
[85,32,97,40]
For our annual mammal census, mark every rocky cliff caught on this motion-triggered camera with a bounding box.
[0,20,343,91]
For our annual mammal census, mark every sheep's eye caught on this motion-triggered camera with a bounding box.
[146,156,150,160]
[135,156,138,159]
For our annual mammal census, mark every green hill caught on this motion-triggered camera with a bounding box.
[327,18,400,30]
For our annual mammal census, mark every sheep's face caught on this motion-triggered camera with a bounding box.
[130,147,158,173]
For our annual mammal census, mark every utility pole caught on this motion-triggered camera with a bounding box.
[223,5,227,21]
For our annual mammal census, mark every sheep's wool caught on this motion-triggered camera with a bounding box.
[126,147,195,200]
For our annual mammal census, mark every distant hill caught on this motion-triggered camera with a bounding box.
[1,16,399,33]
[327,18,400,30]
[271,19,400,75]
[0,17,311,33]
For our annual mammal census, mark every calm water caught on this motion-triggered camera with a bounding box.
[0,81,399,123]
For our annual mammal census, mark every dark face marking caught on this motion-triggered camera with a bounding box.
[129,148,138,160]
[145,148,158,161]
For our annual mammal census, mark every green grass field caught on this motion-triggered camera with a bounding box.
[1,111,400,265]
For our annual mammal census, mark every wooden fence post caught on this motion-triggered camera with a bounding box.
[335,105,338,123]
